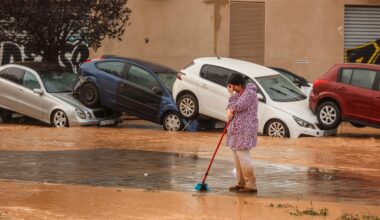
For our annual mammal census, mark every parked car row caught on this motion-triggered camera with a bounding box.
[2,55,378,138]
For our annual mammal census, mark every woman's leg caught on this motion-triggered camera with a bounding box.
[232,149,245,187]
[235,149,256,189]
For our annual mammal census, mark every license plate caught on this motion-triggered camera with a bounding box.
[215,121,226,129]
[99,119,115,126]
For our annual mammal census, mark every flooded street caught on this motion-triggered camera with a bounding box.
[0,119,380,219]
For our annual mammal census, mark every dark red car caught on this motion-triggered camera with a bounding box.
[309,63,380,129]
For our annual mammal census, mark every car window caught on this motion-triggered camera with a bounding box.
[0,67,25,85]
[339,68,353,84]
[256,74,307,102]
[201,65,231,87]
[0,68,8,77]
[246,77,265,101]
[279,70,295,82]
[40,71,77,93]
[23,71,41,90]
[96,61,125,77]
[126,65,162,90]
[350,69,377,90]
[156,72,176,90]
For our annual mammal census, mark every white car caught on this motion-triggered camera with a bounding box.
[0,62,122,127]
[172,57,336,138]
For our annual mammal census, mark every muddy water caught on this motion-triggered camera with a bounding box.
[0,120,380,206]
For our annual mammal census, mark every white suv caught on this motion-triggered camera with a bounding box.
[173,57,336,138]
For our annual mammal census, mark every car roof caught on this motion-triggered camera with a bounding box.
[9,62,66,73]
[101,55,177,74]
[192,57,279,78]
[334,63,380,70]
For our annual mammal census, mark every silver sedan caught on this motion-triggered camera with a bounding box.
[0,62,122,127]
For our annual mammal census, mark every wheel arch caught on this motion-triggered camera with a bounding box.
[317,97,341,113]
[175,90,198,103]
[263,118,290,137]
[50,108,70,127]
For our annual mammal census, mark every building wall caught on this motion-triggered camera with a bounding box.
[91,0,379,81]
[91,0,229,71]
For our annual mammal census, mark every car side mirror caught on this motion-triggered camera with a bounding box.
[33,88,43,95]
[152,87,163,96]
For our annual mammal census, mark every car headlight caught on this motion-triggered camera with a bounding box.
[75,109,87,119]
[293,116,315,129]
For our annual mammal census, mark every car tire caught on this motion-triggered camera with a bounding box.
[317,101,341,130]
[51,110,69,127]
[79,83,100,107]
[350,122,366,128]
[177,93,199,119]
[265,119,290,138]
[162,112,184,131]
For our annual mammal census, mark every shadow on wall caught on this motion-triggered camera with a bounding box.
[345,39,380,64]
[0,40,89,73]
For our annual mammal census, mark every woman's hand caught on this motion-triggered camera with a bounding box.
[226,108,234,121]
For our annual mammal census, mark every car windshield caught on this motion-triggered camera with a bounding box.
[156,72,176,90]
[40,71,78,93]
[256,74,307,102]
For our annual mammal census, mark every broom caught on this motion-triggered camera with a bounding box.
[194,119,232,191]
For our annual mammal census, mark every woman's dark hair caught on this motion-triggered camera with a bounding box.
[228,73,245,86]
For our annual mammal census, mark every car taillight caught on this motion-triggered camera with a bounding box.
[177,71,186,80]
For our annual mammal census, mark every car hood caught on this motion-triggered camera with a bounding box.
[51,92,90,111]
[270,99,318,124]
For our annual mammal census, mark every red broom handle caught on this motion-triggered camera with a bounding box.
[201,119,232,184]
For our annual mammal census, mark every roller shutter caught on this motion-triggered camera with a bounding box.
[229,1,265,65]
[344,6,380,64]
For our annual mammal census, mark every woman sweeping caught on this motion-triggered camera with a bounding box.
[226,73,259,193]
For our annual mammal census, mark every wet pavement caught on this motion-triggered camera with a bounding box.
[0,148,379,206]
[0,119,380,209]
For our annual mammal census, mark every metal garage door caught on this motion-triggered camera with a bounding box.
[344,6,380,64]
[229,1,265,65]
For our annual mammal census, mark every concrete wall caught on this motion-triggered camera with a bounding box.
[91,0,379,81]
[264,0,345,81]
[91,0,228,71]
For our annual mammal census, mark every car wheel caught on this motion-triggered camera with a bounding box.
[51,110,69,127]
[162,112,184,131]
[350,122,365,128]
[79,83,100,107]
[317,101,341,129]
[177,94,198,119]
[265,119,290,138]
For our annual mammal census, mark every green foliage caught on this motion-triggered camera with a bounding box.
[0,0,131,62]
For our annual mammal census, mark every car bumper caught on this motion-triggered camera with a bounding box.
[294,127,336,137]
[69,117,123,127]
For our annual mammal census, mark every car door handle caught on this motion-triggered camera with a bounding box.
[120,83,127,87]
[338,87,346,91]
[17,89,23,92]
[376,96,380,100]
[201,83,208,88]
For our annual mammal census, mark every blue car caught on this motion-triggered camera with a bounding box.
[74,56,184,131]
